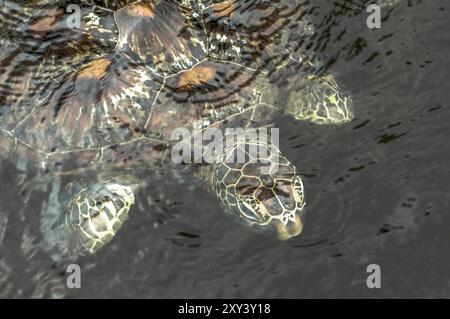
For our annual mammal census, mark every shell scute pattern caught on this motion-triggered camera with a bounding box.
[114,0,207,75]
[145,59,266,140]
[0,0,315,173]
[13,53,163,154]
[0,0,362,253]
[201,0,314,67]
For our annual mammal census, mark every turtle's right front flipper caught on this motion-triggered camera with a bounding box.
[41,176,136,259]
[262,58,354,125]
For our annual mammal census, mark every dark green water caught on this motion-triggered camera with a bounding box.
[0,0,449,298]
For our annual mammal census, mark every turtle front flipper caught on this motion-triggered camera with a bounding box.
[285,71,353,125]
[263,59,354,125]
[200,131,305,240]
[40,176,136,259]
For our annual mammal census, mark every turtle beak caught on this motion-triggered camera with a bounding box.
[275,214,303,240]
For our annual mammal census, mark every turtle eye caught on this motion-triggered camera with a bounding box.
[255,187,274,202]
[273,181,291,198]
[236,185,256,196]
[237,195,270,224]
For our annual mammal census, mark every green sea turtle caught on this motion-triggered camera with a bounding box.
[0,0,353,258]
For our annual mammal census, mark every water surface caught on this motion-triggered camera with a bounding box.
[0,0,449,298]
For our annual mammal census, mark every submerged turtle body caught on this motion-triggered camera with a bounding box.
[0,0,353,257]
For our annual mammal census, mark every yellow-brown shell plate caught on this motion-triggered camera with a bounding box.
[12,52,163,154]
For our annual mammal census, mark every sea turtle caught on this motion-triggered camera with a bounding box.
[0,0,353,258]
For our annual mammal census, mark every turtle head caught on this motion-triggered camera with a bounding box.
[212,142,305,240]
